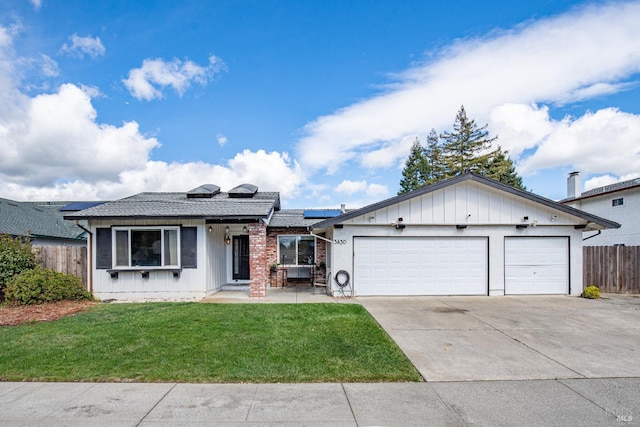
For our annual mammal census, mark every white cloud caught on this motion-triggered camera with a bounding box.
[296,2,640,179]
[1,83,159,186]
[517,107,640,176]
[123,55,225,101]
[30,0,42,11]
[217,133,228,147]
[39,54,58,77]
[335,179,388,198]
[336,180,367,195]
[0,151,305,202]
[61,34,105,59]
[0,27,303,203]
[366,183,388,197]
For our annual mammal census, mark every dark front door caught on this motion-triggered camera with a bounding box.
[232,235,250,280]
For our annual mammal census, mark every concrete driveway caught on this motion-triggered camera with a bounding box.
[359,295,640,382]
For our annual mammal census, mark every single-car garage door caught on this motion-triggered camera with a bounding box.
[353,237,488,296]
[504,237,568,295]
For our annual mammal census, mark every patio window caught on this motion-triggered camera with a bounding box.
[112,226,180,268]
[278,235,316,266]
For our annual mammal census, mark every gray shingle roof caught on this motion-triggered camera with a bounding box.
[269,209,348,228]
[0,198,86,241]
[579,177,640,198]
[63,191,281,220]
[269,210,320,228]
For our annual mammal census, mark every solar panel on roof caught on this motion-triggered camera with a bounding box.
[59,201,104,211]
[303,209,342,219]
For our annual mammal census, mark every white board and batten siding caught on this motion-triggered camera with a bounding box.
[328,180,584,297]
[89,219,215,301]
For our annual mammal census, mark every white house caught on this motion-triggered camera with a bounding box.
[311,173,619,297]
[562,172,640,246]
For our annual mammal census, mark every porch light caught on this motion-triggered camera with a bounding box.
[225,226,231,245]
[243,225,248,233]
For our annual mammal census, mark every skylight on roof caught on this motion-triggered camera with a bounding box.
[229,183,258,198]
[187,184,221,198]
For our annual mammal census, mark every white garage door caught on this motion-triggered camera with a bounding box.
[353,237,488,296]
[505,237,568,295]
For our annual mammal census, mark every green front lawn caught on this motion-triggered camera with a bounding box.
[0,303,420,383]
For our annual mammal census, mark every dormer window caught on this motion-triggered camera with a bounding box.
[612,198,624,207]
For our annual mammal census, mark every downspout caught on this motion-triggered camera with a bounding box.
[75,221,93,293]
[582,230,601,241]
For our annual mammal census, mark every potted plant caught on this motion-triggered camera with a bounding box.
[269,262,278,272]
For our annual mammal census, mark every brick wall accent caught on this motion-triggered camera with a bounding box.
[266,227,327,287]
[249,222,268,298]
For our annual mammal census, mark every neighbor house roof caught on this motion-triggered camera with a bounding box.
[0,198,87,241]
[562,176,640,203]
[64,191,281,221]
[311,172,620,231]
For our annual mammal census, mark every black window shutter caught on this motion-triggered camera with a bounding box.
[181,227,197,268]
[96,228,112,269]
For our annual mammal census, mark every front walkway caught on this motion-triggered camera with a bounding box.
[201,285,352,304]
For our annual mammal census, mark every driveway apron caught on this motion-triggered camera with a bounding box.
[358,296,640,382]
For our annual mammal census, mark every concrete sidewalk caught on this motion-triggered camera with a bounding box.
[1,379,637,426]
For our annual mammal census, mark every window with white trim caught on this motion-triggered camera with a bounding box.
[113,226,180,268]
[278,235,316,265]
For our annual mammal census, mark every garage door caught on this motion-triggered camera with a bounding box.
[353,237,488,296]
[504,237,568,295]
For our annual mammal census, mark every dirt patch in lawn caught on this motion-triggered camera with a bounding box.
[0,301,97,326]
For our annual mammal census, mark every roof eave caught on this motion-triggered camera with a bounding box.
[311,173,621,230]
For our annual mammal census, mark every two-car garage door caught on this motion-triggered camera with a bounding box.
[353,236,568,296]
[353,237,488,296]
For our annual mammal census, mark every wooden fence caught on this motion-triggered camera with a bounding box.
[583,246,640,294]
[33,245,88,288]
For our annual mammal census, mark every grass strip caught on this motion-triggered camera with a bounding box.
[0,303,421,383]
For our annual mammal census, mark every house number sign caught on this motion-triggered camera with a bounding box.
[334,239,347,245]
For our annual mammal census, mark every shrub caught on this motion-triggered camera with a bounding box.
[581,285,600,299]
[0,233,36,299]
[4,267,93,305]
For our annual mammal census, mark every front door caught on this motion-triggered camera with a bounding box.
[232,235,250,280]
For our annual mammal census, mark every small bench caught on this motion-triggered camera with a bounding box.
[285,266,312,285]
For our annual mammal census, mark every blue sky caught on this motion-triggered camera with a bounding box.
[1,0,639,208]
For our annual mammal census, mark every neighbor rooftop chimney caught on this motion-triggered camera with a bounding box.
[567,171,581,199]
[340,203,346,213]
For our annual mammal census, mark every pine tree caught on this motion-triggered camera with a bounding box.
[398,106,526,193]
[423,128,444,185]
[484,146,526,190]
[398,138,428,194]
[440,105,498,178]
